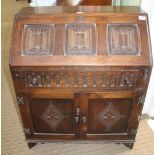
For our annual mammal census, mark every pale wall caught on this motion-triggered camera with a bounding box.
[121,0,141,6]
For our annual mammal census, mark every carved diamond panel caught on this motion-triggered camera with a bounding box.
[41,103,64,131]
[21,24,53,56]
[108,24,140,55]
[65,23,96,55]
[97,102,122,131]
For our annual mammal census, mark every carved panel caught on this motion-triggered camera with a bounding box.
[97,102,126,131]
[108,24,140,55]
[21,24,53,56]
[41,102,64,131]
[66,23,96,55]
[23,71,139,89]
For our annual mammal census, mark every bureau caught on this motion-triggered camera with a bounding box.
[9,6,152,149]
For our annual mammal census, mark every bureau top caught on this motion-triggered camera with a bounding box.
[17,6,145,15]
[10,6,152,67]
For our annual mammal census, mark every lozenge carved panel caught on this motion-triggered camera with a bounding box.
[41,103,64,131]
[21,24,54,56]
[108,24,140,55]
[97,102,126,131]
[88,98,133,134]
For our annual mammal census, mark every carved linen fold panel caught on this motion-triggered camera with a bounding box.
[108,24,140,55]
[65,23,96,55]
[21,24,53,56]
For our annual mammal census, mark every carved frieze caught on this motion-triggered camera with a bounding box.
[65,23,96,55]
[21,24,53,56]
[12,70,141,89]
[108,24,140,55]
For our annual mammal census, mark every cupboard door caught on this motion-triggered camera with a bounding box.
[27,97,79,140]
[80,92,140,140]
[87,99,132,133]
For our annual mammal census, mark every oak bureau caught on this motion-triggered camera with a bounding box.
[9,6,152,149]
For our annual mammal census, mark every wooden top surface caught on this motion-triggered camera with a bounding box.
[17,6,146,16]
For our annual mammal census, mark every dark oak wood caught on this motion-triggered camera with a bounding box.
[123,143,134,149]
[27,142,37,149]
[9,6,152,149]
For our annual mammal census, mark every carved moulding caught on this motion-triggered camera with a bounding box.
[21,24,54,56]
[22,71,140,89]
[108,23,141,55]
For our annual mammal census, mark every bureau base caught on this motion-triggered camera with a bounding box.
[27,140,135,149]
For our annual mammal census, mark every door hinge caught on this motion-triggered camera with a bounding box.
[138,115,141,122]
[143,70,149,80]
[24,128,31,135]
[17,97,24,105]
[138,95,145,105]
[130,129,137,137]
